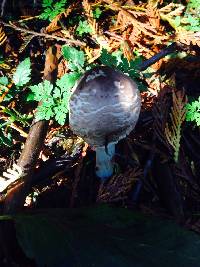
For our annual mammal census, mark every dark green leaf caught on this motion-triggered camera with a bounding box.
[12,205,200,267]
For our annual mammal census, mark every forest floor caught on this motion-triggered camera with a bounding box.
[0,0,200,266]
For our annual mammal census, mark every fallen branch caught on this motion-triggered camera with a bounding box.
[2,46,58,214]
[138,42,187,71]
[1,21,86,46]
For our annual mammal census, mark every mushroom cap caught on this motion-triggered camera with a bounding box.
[69,66,141,147]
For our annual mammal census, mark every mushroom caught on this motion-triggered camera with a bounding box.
[69,66,141,180]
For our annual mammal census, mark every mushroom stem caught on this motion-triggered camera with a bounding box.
[95,143,115,180]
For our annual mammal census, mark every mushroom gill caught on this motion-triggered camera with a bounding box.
[69,66,141,180]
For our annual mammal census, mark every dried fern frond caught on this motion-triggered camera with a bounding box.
[101,0,168,58]
[97,167,142,203]
[0,25,7,46]
[159,3,185,17]
[147,3,161,30]
[175,31,200,47]
[165,90,187,163]
[153,86,173,156]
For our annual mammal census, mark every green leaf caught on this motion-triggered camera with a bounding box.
[100,48,143,81]
[30,80,53,101]
[26,92,35,102]
[111,50,123,65]
[13,58,31,87]
[2,107,31,126]
[62,46,85,71]
[52,87,61,98]
[99,48,118,67]
[93,7,102,19]
[186,0,200,13]
[12,205,200,267]
[35,99,55,121]
[76,20,93,36]
[0,76,9,85]
[100,48,146,91]
[54,102,68,125]
[186,97,200,126]
[40,0,67,21]
[42,0,53,7]
[29,73,80,125]
[56,72,81,92]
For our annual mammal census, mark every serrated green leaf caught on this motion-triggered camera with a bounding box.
[100,48,141,78]
[56,72,81,92]
[35,100,54,121]
[53,87,61,98]
[40,0,67,21]
[186,0,200,13]
[76,20,93,36]
[29,72,79,125]
[54,104,68,125]
[100,48,118,67]
[42,0,53,7]
[100,48,145,91]
[39,8,52,20]
[30,80,53,101]
[62,46,85,71]
[186,97,200,126]
[93,7,102,19]
[0,76,9,85]
[62,91,71,102]
[112,50,123,65]
[13,58,31,87]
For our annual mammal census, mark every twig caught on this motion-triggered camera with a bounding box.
[18,15,40,23]
[139,42,180,71]
[1,21,86,46]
